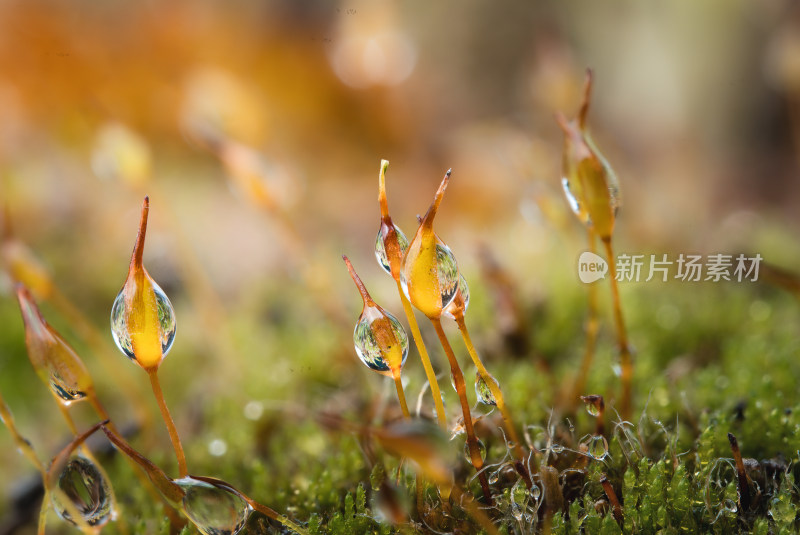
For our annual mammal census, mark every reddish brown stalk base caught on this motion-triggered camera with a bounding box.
[600,474,623,526]
[728,432,751,512]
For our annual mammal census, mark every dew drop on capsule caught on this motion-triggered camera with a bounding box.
[474,373,498,406]
[52,456,115,528]
[374,224,409,275]
[353,308,409,376]
[49,372,87,404]
[561,178,589,225]
[110,280,176,362]
[176,477,252,535]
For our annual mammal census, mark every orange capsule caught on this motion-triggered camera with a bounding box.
[110,197,176,371]
[557,70,620,241]
[343,256,408,379]
[16,285,95,405]
[401,170,459,319]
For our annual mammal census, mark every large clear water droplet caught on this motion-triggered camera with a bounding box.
[580,395,603,417]
[584,435,609,461]
[49,371,87,404]
[400,243,459,312]
[353,307,408,375]
[474,373,498,406]
[110,280,176,361]
[375,224,409,275]
[463,438,487,463]
[52,456,114,528]
[435,244,459,310]
[443,273,469,320]
[176,477,252,535]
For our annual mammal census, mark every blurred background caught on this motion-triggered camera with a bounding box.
[1,0,800,530]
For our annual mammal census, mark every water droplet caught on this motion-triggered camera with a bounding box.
[375,224,409,275]
[401,243,460,314]
[443,273,470,320]
[561,178,589,225]
[488,470,500,484]
[580,395,604,417]
[52,456,114,528]
[585,435,609,460]
[531,483,541,500]
[463,439,486,463]
[474,372,498,406]
[353,306,409,376]
[434,244,459,310]
[176,477,252,535]
[16,287,93,405]
[110,279,176,363]
[550,444,564,454]
[723,498,738,513]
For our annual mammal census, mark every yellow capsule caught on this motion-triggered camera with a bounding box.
[401,170,459,319]
[110,197,176,371]
[557,70,620,241]
[16,286,94,405]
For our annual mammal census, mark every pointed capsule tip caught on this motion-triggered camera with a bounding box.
[343,256,373,306]
[378,161,390,217]
[131,198,151,269]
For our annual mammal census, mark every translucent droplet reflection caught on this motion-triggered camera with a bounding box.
[474,373,498,406]
[463,438,486,463]
[580,395,603,417]
[353,307,409,376]
[584,435,609,460]
[52,456,114,528]
[110,280,176,362]
[374,224,409,275]
[435,244,459,310]
[443,273,469,320]
[561,177,587,224]
[49,374,87,404]
[401,242,459,312]
[176,477,252,535]
[584,402,600,417]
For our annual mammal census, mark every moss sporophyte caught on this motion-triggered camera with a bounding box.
[3,71,798,534]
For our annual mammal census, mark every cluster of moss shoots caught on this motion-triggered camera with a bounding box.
[1,70,798,534]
